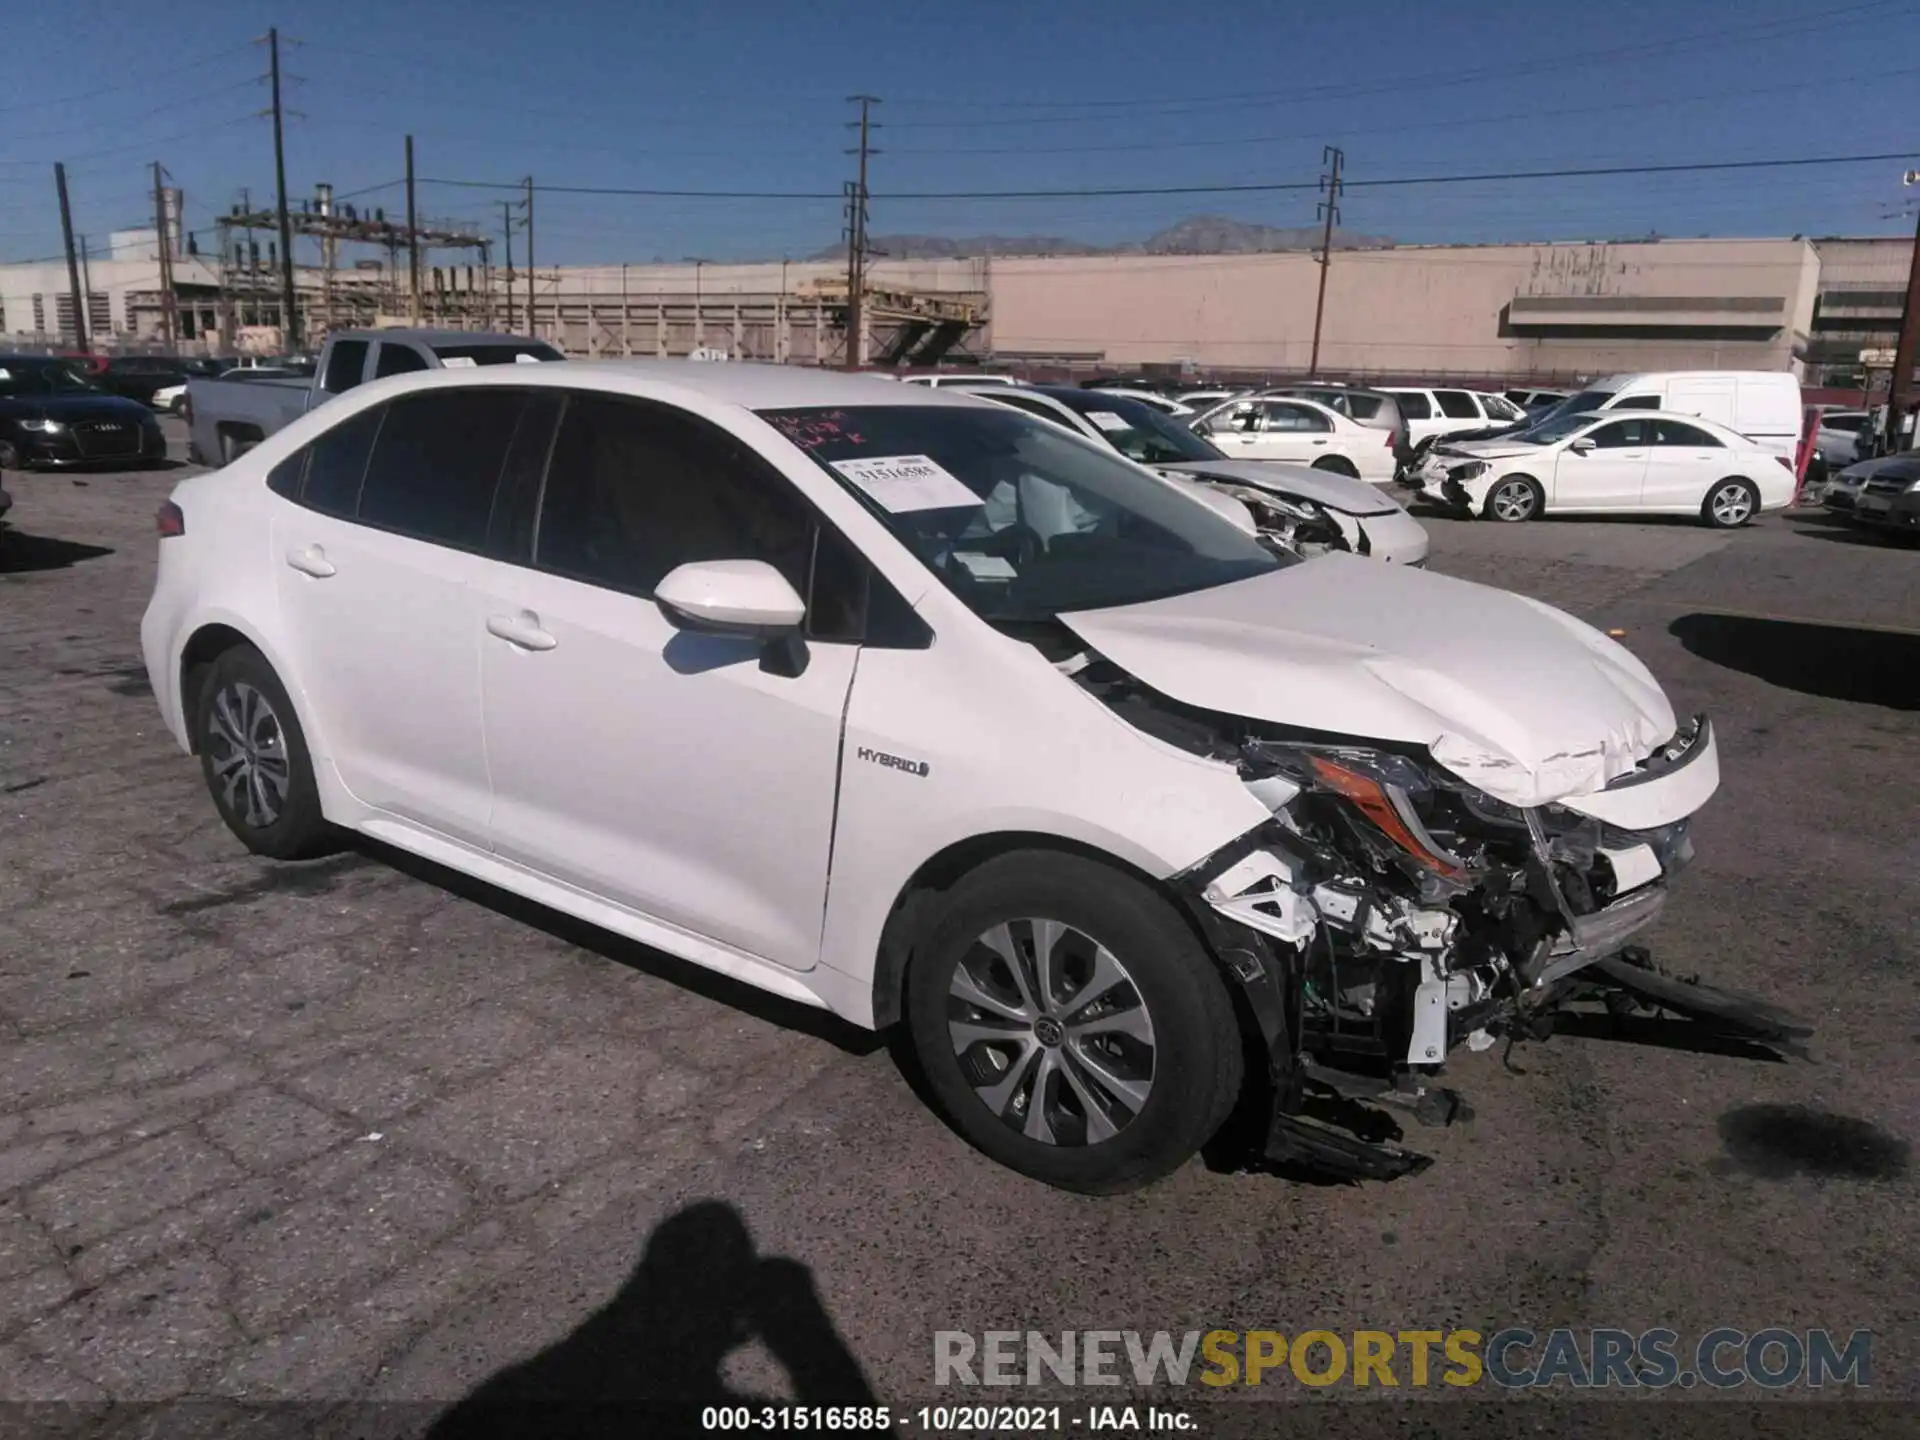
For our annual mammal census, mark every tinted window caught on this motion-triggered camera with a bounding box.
[536,393,813,598]
[266,448,306,500]
[432,342,564,366]
[1262,402,1331,433]
[487,392,565,564]
[322,341,369,394]
[1435,390,1480,419]
[357,390,528,549]
[1343,394,1383,420]
[1653,419,1720,447]
[302,405,383,516]
[1612,394,1660,410]
[1590,419,1651,448]
[1822,414,1865,433]
[374,343,430,378]
[1393,391,1433,419]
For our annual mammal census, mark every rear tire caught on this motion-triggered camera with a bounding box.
[1482,474,1542,522]
[1702,477,1759,529]
[194,644,336,860]
[1311,455,1360,478]
[905,851,1243,1194]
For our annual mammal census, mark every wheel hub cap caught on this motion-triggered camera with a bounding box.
[946,918,1156,1148]
[207,681,290,829]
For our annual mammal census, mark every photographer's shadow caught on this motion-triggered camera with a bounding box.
[427,1200,875,1440]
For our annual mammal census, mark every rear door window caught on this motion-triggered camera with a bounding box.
[374,343,431,378]
[1393,391,1433,420]
[322,341,370,394]
[356,389,530,550]
[1434,390,1480,419]
[301,405,384,517]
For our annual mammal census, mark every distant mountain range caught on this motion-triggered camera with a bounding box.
[805,214,1395,261]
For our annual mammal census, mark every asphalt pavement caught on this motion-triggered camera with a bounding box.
[0,422,1914,1434]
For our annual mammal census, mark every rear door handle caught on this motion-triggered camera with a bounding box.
[486,611,557,651]
[285,544,335,578]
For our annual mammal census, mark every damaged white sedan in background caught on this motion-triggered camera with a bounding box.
[143,363,1809,1197]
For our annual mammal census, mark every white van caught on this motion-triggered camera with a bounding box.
[1545,371,1802,461]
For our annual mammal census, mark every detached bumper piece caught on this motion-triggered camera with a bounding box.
[1570,947,1815,1057]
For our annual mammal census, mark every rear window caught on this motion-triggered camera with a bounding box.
[1393,391,1433,419]
[1344,394,1383,420]
[430,342,564,367]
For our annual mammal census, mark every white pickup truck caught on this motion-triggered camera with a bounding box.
[185,328,563,466]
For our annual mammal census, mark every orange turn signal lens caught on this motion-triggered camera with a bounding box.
[1308,755,1465,878]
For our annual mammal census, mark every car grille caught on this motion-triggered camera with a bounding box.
[1863,475,1912,497]
[70,420,142,459]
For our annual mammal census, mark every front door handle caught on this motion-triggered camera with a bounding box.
[487,611,557,651]
[285,544,336,578]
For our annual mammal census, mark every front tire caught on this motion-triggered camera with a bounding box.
[1482,474,1542,522]
[1702,477,1759,529]
[194,645,335,860]
[906,852,1242,1194]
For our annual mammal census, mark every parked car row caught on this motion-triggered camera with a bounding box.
[1816,448,1920,539]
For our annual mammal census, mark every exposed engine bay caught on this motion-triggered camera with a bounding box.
[1056,643,1815,1181]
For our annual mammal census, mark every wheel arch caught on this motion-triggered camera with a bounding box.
[176,615,318,760]
[866,829,1201,1030]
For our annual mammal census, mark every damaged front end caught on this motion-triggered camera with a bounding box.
[1168,473,1369,560]
[1071,654,1814,1182]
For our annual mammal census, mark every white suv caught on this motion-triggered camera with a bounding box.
[1381,387,1525,446]
[142,361,1748,1193]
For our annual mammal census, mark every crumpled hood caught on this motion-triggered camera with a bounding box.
[1059,554,1676,808]
[1156,458,1401,516]
[1435,436,1545,461]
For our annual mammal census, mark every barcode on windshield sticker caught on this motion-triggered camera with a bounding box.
[1087,411,1130,432]
[830,454,981,513]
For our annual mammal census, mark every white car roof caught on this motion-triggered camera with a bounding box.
[336,358,991,413]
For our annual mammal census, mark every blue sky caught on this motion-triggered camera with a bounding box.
[2,0,1916,267]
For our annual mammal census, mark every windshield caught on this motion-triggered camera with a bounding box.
[1525,389,1614,429]
[758,404,1284,623]
[0,362,102,397]
[430,342,564,366]
[1518,411,1605,444]
[1046,391,1222,465]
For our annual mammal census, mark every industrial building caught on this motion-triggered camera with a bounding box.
[1,221,1909,390]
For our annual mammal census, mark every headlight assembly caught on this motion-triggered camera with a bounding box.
[1241,740,1468,879]
[1453,460,1488,480]
[19,418,66,434]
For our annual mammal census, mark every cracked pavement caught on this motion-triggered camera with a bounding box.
[1,426,1915,1428]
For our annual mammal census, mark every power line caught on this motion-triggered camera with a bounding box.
[417,151,1914,206]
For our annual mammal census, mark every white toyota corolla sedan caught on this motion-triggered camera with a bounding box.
[1414,409,1795,527]
[142,361,1758,1193]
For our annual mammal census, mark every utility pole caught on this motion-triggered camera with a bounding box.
[406,135,421,323]
[523,176,535,339]
[54,163,89,352]
[1308,145,1343,379]
[843,95,879,371]
[80,235,94,337]
[501,201,516,332]
[1885,169,1920,456]
[266,28,299,349]
[153,161,179,346]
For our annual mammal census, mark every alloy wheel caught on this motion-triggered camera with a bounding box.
[1490,480,1536,521]
[206,681,291,828]
[946,918,1156,1147]
[1710,483,1754,526]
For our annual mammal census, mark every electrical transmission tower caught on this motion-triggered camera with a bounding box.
[844,95,880,370]
[1308,145,1344,379]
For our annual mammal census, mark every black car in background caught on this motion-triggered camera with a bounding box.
[0,356,168,470]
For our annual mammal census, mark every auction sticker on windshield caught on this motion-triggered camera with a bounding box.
[831,454,981,513]
[440,356,478,368]
[1087,411,1131,432]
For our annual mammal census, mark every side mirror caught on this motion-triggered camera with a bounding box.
[655,559,805,639]
[1569,436,1596,454]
